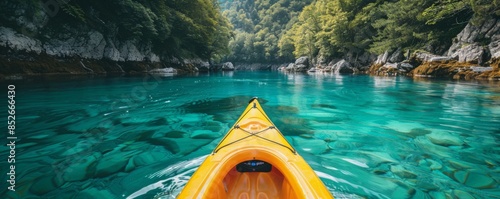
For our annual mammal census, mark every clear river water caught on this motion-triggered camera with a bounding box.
[1,71,499,199]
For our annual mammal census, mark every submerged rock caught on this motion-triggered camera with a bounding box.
[164,130,187,138]
[30,175,61,195]
[429,191,447,199]
[426,131,464,146]
[292,137,328,154]
[95,150,138,177]
[74,188,115,198]
[390,165,418,179]
[385,120,426,134]
[190,129,220,139]
[311,104,337,110]
[133,151,170,167]
[359,151,399,166]
[418,159,442,170]
[62,152,101,182]
[454,170,496,189]
[453,190,476,199]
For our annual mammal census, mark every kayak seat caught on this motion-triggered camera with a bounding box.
[227,168,282,199]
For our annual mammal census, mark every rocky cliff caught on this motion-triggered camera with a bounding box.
[281,18,500,80]
[369,18,500,80]
[0,0,233,77]
[0,26,203,77]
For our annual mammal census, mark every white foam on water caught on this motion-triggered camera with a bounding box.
[341,158,369,168]
[126,155,207,199]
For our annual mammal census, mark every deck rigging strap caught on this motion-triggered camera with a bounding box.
[213,125,296,154]
[212,101,297,154]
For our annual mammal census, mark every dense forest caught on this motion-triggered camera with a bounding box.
[221,0,500,64]
[219,0,313,62]
[0,0,232,61]
[1,0,499,67]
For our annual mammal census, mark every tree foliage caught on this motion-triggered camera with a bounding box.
[220,0,312,62]
[224,0,497,63]
[0,0,233,60]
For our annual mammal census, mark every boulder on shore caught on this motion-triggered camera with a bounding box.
[149,67,177,74]
[327,59,357,74]
[295,56,309,66]
[222,62,235,71]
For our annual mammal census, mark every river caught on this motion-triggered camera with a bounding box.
[1,71,499,198]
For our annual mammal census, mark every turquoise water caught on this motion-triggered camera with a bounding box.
[1,71,500,198]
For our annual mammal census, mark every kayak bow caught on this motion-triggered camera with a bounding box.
[177,98,333,199]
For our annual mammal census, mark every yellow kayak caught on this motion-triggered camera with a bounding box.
[177,98,334,199]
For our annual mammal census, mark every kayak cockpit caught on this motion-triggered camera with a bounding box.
[216,160,299,199]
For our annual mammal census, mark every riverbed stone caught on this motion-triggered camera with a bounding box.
[30,175,61,195]
[328,140,351,150]
[62,152,101,182]
[28,130,56,139]
[454,170,468,184]
[453,190,475,199]
[429,191,447,199]
[95,150,137,177]
[360,151,399,166]
[202,121,224,133]
[419,159,443,170]
[190,129,220,139]
[467,172,496,189]
[448,159,475,170]
[293,137,328,154]
[390,165,418,179]
[426,131,464,146]
[164,130,187,138]
[74,188,115,199]
[415,137,453,158]
[390,185,416,199]
[385,120,426,134]
[460,171,496,189]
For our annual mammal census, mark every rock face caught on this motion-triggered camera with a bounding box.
[447,18,500,63]
[369,18,500,80]
[0,27,42,53]
[0,27,160,62]
[389,47,404,63]
[0,24,216,75]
